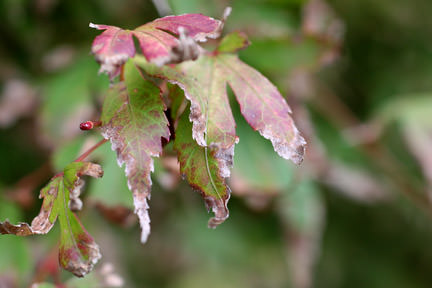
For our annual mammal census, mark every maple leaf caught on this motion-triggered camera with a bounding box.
[135,31,306,226]
[175,106,231,227]
[100,60,170,243]
[0,162,103,277]
[136,31,306,164]
[90,13,223,78]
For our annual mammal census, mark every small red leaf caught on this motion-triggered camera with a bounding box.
[132,27,179,65]
[90,14,222,78]
[90,23,135,79]
[151,14,222,42]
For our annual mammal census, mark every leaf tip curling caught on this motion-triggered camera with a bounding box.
[205,193,230,229]
[59,228,102,277]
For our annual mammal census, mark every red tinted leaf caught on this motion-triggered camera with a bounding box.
[135,33,305,226]
[89,24,135,79]
[90,14,222,78]
[221,54,306,164]
[150,14,222,41]
[136,37,305,166]
[58,212,100,277]
[100,60,170,243]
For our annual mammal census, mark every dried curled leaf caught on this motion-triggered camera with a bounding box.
[0,162,103,277]
[90,13,223,78]
[100,60,170,243]
[175,107,230,227]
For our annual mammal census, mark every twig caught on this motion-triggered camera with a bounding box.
[51,138,108,180]
[74,138,108,162]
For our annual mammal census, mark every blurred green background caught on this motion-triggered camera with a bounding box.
[1,0,432,287]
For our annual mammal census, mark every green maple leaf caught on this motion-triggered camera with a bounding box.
[100,60,170,243]
[175,105,230,227]
[0,162,103,277]
[135,31,306,227]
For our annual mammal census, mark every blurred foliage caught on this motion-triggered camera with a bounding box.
[1,0,432,287]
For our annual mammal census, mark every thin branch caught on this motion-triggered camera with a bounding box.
[51,138,108,179]
[74,138,108,162]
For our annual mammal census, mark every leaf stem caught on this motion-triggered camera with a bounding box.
[74,138,108,162]
[51,138,108,179]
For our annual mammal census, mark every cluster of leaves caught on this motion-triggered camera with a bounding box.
[0,162,102,277]
[0,9,305,277]
[3,0,432,286]
[97,10,306,244]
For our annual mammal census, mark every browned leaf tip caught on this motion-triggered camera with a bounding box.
[0,221,34,236]
[204,195,230,228]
